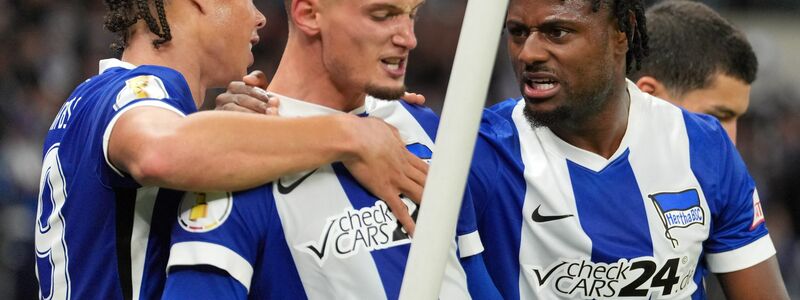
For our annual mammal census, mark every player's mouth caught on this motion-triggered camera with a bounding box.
[381,57,407,78]
[523,72,560,100]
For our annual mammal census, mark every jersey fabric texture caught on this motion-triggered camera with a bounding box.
[468,80,774,300]
[163,95,497,299]
[36,59,194,300]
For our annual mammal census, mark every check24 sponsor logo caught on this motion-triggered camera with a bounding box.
[526,256,696,298]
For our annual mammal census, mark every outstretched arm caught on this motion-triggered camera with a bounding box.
[108,107,426,234]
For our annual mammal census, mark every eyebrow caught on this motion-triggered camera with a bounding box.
[505,17,581,30]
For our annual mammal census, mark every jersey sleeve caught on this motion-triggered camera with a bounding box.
[460,253,503,299]
[101,71,197,178]
[456,186,484,258]
[468,105,518,229]
[165,186,273,293]
[684,112,775,273]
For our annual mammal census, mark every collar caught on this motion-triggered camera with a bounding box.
[270,92,369,117]
[99,58,137,74]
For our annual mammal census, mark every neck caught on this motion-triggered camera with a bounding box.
[120,29,207,109]
[549,79,630,159]
[268,32,366,112]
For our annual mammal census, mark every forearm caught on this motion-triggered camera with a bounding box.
[717,256,789,300]
[117,110,362,191]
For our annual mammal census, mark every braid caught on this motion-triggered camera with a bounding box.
[103,0,173,53]
[103,0,138,53]
[153,0,172,47]
[589,0,649,74]
[135,0,163,46]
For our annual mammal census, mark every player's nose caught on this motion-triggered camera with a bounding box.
[392,17,418,50]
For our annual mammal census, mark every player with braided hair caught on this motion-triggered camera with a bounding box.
[35,0,429,299]
[466,0,788,298]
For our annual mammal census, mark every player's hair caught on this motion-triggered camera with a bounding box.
[103,0,172,53]
[590,0,649,74]
[629,0,758,97]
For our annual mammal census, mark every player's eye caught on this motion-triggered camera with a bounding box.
[545,28,570,39]
[371,9,405,21]
[371,10,391,21]
[506,24,529,40]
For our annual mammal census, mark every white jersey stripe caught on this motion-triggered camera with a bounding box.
[275,164,388,300]
[512,101,594,300]
[130,187,159,300]
[625,88,708,298]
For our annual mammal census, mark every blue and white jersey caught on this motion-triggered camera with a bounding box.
[468,80,774,299]
[164,95,494,299]
[36,59,195,300]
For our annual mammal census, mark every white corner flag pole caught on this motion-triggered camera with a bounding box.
[398,0,509,299]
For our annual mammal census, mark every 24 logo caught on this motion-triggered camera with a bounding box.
[527,256,696,298]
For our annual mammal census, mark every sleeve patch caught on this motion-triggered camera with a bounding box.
[178,192,233,233]
[749,189,765,231]
[115,75,170,110]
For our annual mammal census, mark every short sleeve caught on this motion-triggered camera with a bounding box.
[684,111,775,273]
[101,73,196,177]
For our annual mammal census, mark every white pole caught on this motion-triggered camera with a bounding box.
[398,0,509,299]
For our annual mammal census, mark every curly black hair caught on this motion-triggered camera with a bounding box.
[103,0,172,53]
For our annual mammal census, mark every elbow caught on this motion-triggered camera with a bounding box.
[127,145,177,187]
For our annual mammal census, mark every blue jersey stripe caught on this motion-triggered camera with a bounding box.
[331,163,408,299]
[258,206,308,299]
[568,149,654,262]
[474,99,526,300]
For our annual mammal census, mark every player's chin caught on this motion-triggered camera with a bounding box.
[366,82,406,100]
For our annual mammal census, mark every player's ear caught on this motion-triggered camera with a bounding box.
[292,0,322,36]
[612,10,636,57]
[186,0,209,15]
[636,76,674,102]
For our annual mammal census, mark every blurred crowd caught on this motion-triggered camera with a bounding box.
[1,0,797,298]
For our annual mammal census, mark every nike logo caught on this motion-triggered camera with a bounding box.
[277,169,318,194]
[531,204,573,223]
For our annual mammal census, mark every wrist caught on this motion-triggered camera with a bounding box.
[330,114,364,162]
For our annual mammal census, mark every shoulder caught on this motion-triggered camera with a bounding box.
[398,100,439,121]
[114,65,194,110]
[397,100,440,139]
[681,110,729,146]
[368,97,440,140]
[485,98,520,116]
[478,98,522,153]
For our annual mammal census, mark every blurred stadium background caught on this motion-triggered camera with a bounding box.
[1,0,797,298]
